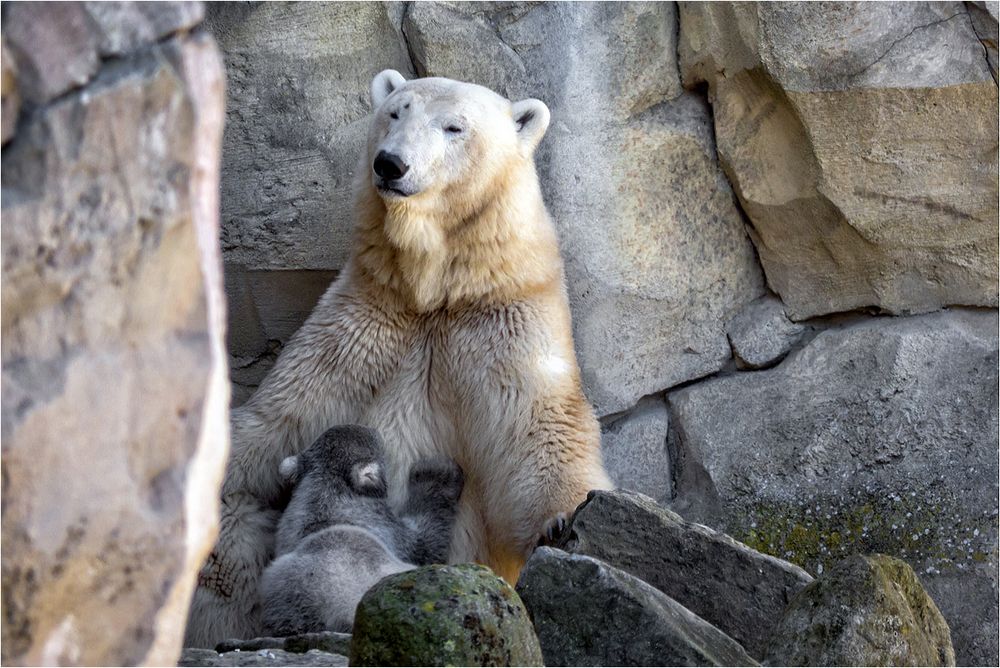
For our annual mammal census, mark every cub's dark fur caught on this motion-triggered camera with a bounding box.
[259,425,463,635]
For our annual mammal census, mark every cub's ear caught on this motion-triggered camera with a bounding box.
[512,98,550,154]
[351,462,387,498]
[371,69,407,107]
[279,456,301,485]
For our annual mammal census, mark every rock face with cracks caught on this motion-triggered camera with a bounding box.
[557,490,813,659]
[679,1,999,320]
[1,2,229,665]
[668,309,999,665]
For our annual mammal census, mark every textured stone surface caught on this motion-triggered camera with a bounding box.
[2,1,101,105]
[726,294,807,369]
[764,554,956,666]
[600,398,671,502]
[558,490,812,659]
[680,1,999,320]
[403,0,764,415]
[225,269,337,407]
[350,564,542,667]
[0,20,228,668]
[668,309,999,665]
[179,648,347,667]
[967,2,999,82]
[83,1,205,57]
[203,2,413,272]
[517,547,758,667]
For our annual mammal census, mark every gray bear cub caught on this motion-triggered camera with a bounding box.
[259,424,464,635]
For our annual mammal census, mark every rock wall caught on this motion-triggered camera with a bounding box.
[1,2,229,665]
[204,1,998,664]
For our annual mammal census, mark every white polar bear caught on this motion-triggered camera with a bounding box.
[185,70,611,646]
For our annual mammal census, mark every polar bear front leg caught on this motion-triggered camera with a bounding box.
[186,280,410,646]
[476,389,613,585]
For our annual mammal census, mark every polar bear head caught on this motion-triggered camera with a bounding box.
[366,69,550,206]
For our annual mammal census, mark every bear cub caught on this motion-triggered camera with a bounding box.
[259,425,464,635]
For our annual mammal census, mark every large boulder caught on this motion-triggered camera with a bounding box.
[558,490,812,659]
[516,547,758,667]
[1,4,229,665]
[679,1,999,319]
[764,554,956,666]
[405,1,764,416]
[350,564,543,667]
[668,309,999,665]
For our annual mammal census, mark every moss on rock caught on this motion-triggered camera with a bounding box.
[349,564,542,667]
[764,554,956,666]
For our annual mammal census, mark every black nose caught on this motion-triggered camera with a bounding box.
[373,151,409,180]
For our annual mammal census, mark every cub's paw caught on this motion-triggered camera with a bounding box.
[408,457,465,503]
[537,512,569,547]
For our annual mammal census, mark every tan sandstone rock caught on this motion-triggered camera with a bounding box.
[0,7,228,665]
[679,1,999,320]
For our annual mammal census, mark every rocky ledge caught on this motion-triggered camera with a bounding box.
[181,490,956,667]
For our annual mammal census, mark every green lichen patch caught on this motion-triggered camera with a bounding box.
[349,564,543,667]
[764,554,956,666]
[729,483,997,578]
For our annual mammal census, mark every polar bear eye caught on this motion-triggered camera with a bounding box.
[445,125,464,134]
[389,111,399,120]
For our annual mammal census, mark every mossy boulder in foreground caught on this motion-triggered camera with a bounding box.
[349,564,543,667]
[764,554,955,666]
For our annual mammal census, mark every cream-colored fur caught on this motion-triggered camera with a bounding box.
[185,71,611,647]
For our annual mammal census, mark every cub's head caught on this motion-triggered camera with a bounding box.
[279,425,387,498]
[366,69,550,206]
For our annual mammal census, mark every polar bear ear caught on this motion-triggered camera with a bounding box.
[512,99,551,154]
[371,69,407,107]
[279,456,301,485]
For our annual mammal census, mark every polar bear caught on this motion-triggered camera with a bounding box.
[260,425,464,635]
[185,70,612,646]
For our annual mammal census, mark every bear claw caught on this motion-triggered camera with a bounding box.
[538,512,568,547]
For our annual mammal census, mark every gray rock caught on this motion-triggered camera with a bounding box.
[350,564,543,667]
[2,1,101,105]
[225,269,337,407]
[558,490,812,659]
[83,1,205,57]
[679,1,999,319]
[967,2,999,82]
[403,1,764,414]
[179,648,347,667]
[516,547,758,667]
[764,554,956,667]
[726,294,807,369]
[668,309,999,665]
[215,632,351,656]
[600,398,671,502]
[1,21,229,666]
